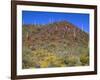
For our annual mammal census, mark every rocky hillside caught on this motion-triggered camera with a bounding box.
[22,21,89,69]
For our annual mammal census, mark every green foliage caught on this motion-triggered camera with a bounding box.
[32,49,66,68]
[80,53,89,66]
[22,47,89,68]
[23,48,67,68]
[64,55,79,66]
[22,46,36,68]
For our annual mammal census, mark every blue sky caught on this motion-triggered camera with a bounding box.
[22,11,89,33]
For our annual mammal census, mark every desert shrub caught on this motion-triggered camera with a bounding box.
[64,55,79,66]
[50,57,66,67]
[34,49,66,68]
[80,53,89,66]
[23,46,89,69]
[30,49,54,68]
[22,46,36,69]
[23,48,67,68]
[22,54,36,69]
[49,43,56,48]
[23,47,87,68]
[77,46,89,55]
[39,59,50,68]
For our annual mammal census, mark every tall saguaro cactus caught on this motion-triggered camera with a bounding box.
[82,24,84,32]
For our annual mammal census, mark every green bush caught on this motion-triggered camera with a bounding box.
[64,55,79,66]
[80,53,89,66]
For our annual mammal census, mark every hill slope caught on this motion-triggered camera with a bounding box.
[22,21,89,69]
